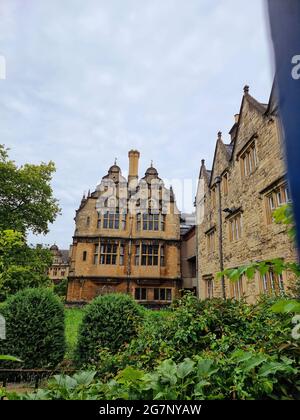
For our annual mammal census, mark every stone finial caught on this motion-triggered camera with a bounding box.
[244,85,249,94]
[150,160,153,168]
[217,131,222,140]
[201,159,205,166]
[114,157,117,165]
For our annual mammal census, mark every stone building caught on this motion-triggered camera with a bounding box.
[180,213,197,295]
[48,244,70,284]
[67,150,181,306]
[196,86,296,303]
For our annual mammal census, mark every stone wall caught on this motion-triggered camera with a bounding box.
[196,88,296,302]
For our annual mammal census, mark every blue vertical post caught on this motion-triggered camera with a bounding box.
[267,0,300,259]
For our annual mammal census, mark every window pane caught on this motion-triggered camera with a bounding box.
[135,288,140,300]
[141,288,147,300]
[160,289,166,300]
[166,289,172,301]
[154,288,159,300]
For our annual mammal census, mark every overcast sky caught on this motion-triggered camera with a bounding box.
[0,0,273,249]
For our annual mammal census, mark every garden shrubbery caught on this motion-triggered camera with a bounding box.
[0,288,65,368]
[75,293,142,366]
[1,290,299,400]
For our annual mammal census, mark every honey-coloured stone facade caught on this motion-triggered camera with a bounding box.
[67,150,181,306]
[196,86,296,303]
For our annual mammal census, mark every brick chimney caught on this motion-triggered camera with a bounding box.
[128,150,140,184]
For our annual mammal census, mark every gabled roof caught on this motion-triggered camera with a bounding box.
[198,160,212,186]
[230,85,269,162]
[208,133,231,187]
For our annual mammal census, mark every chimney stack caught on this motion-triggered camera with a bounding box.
[128,150,140,184]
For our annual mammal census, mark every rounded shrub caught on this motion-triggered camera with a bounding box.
[0,288,65,368]
[76,293,142,366]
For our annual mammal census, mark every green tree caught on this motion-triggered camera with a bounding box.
[0,230,52,301]
[0,144,60,234]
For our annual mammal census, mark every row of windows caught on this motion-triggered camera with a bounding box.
[49,268,66,277]
[86,212,166,231]
[206,213,243,253]
[205,182,290,252]
[134,288,172,301]
[137,213,165,231]
[81,242,166,266]
[204,271,284,300]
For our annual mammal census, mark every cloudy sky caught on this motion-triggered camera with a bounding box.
[0,0,273,249]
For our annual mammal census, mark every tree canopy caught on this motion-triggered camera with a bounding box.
[0,144,60,235]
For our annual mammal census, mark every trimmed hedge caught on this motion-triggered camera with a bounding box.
[76,293,142,366]
[0,288,65,368]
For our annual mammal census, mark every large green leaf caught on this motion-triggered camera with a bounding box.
[0,355,21,362]
[177,358,195,379]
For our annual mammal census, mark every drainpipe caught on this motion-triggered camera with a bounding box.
[215,176,226,300]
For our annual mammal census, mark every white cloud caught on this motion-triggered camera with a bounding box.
[0,0,273,248]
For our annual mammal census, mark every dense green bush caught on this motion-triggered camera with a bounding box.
[76,293,142,366]
[0,288,65,368]
[88,293,298,377]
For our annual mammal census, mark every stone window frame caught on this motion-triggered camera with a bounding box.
[101,210,127,230]
[238,136,258,178]
[136,212,166,231]
[205,227,216,255]
[134,287,147,301]
[230,276,245,300]
[264,182,290,224]
[93,244,99,264]
[135,241,165,267]
[153,288,172,301]
[228,212,243,242]
[99,240,124,266]
[203,276,214,299]
[260,270,285,295]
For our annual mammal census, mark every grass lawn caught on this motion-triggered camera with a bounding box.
[65,307,84,359]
